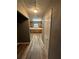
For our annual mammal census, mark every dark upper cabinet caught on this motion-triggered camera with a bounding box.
[17,11,30,43]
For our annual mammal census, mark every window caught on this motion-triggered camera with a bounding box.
[34,23,38,28]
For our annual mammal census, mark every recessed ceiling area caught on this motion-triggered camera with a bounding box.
[17,0,52,18]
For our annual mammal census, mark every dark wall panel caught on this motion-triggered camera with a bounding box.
[17,11,30,43]
[48,0,61,59]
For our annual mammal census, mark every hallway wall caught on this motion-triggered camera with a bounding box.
[17,0,29,18]
[42,9,51,51]
[48,0,61,59]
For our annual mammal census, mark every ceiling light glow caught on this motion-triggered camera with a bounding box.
[34,9,38,13]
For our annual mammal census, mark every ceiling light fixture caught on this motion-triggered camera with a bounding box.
[34,9,38,13]
[33,0,38,13]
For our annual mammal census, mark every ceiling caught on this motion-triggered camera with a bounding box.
[17,0,52,19]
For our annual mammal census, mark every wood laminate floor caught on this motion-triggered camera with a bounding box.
[17,33,48,59]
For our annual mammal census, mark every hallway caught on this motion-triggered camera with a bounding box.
[17,0,61,59]
[18,33,48,59]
